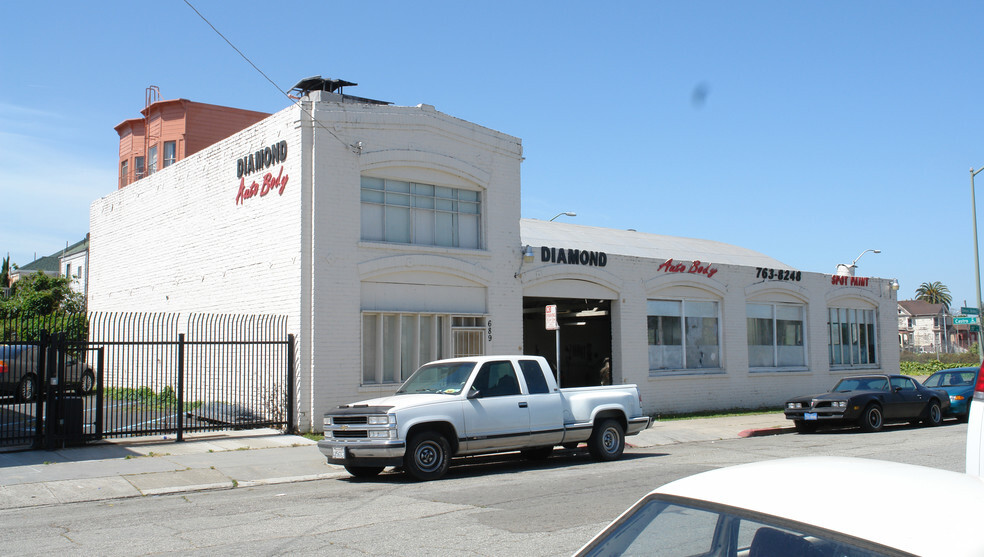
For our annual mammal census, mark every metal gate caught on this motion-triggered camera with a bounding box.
[1,312,294,450]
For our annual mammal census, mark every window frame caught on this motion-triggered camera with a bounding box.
[361,311,486,386]
[360,176,482,250]
[163,140,177,168]
[746,302,807,372]
[647,298,722,374]
[120,159,129,187]
[148,145,158,175]
[828,307,878,368]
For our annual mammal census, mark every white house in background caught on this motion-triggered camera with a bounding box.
[898,299,952,353]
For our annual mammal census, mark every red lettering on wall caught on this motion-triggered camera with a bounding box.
[657,258,718,279]
[832,275,870,287]
[236,166,289,205]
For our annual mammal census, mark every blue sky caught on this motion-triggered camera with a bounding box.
[2,1,983,309]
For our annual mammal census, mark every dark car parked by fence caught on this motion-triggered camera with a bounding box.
[0,344,94,402]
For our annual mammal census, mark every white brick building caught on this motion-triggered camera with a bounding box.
[89,87,899,430]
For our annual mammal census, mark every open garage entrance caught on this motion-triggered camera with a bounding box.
[522,297,612,388]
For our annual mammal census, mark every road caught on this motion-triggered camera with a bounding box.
[0,421,967,556]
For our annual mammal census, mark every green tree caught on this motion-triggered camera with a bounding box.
[0,256,8,288]
[915,281,952,311]
[0,270,83,318]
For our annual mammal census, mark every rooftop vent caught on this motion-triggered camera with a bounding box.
[288,76,391,105]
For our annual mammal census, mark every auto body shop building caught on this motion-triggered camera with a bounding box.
[89,82,899,430]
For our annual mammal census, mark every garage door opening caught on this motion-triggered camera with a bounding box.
[522,297,612,388]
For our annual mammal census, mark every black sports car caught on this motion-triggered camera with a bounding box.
[784,374,949,433]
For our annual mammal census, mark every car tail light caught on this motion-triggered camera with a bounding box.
[975,360,984,401]
[0,360,7,374]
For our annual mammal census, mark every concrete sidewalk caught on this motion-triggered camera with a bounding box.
[0,413,793,510]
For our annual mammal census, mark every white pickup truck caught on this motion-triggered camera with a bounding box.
[318,355,651,481]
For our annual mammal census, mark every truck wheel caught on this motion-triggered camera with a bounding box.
[405,431,450,481]
[344,465,384,478]
[521,446,553,460]
[588,419,625,461]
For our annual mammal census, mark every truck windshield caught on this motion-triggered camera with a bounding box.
[396,362,476,395]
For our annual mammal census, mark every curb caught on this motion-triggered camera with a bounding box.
[738,426,796,438]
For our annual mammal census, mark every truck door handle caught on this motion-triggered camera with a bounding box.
[518,402,528,408]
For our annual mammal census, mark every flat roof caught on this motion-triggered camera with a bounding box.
[520,219,792,269]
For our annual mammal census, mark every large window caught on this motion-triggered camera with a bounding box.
[647,300,720,371]
[120,160,129,187]
[362,312,485,384]
[747,304,805,369]
[163,141,177,168]
[360,177,481,249]
[828,308,877,366]
[135,156,145,179]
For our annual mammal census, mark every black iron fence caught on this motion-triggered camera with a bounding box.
[1,312,294,449]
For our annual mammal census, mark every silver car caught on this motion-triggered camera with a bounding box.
[0,344,95,402]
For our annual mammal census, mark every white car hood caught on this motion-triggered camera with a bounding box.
[341,393,458,411]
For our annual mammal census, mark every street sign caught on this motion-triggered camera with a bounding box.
[962,307,980,315]
[973,325,981,333]
[545,304,558,331]
[954,316,979,325]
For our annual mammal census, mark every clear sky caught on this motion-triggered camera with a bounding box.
[2,1,983,310]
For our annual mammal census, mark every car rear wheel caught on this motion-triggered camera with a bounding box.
[859,404,883,433]
[588,418,625,461]
[923,400,943,427]
[794,420,818,434]
[344,465,385,478]
[77,369,95,395]
[16,374,37,403]
[404,431,450,481]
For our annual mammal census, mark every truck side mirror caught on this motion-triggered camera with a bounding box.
[467,388,481,400]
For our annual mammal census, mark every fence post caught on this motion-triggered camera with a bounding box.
[177,333,185,442]
[34,331,49,450]
[95,347,104,440]
[287,334,295,434]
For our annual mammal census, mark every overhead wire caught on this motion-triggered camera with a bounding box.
[182,0,359,152]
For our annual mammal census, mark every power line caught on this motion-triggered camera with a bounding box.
[182,0,358,152]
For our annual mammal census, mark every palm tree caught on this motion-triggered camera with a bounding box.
[915,281,952,311]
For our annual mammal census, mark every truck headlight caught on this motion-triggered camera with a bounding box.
[367,415,393,425]
[368,430,395,439]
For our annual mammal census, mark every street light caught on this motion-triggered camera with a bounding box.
[549,211,576,221]
[835,249,881,277]
[971,167,984,364]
